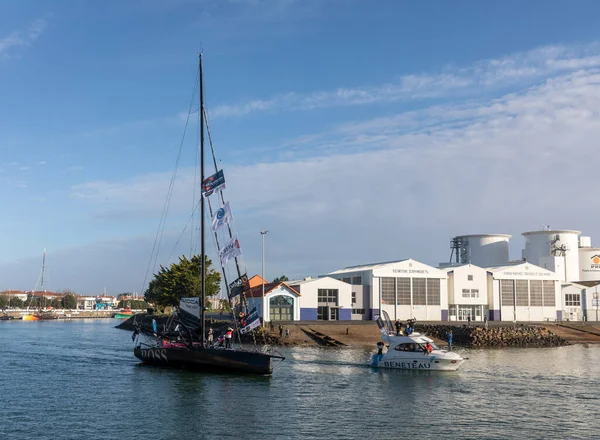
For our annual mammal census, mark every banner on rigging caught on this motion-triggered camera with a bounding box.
[202,169,226,198]
[179,297,201,329]
[240,307,261,334]
[219,234,242,267]
[228,273,249,300]
[211,201,232,232]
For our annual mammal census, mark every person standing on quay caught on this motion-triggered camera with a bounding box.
[279,324,283,338]
[467,315,471,327]
[446,329,453,351]
[484,315,488,329]
[285,328,290,339]
[395,319,402,336]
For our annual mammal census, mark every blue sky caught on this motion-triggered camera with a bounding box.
[2,0,600,294]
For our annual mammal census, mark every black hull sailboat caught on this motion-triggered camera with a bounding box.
[134,345,275,375]
[133,54,284,375]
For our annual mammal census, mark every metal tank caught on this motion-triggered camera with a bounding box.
[450,234,511,267]
[578,247,600,282]
[522,229,581,282]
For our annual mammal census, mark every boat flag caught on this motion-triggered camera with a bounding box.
[202,169,226,198]
[219,234,242,267]
[240,308,260,334]
[211,201,232,232]
[228,273,249,300]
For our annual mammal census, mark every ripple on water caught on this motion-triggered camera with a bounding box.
[1,321,600,439]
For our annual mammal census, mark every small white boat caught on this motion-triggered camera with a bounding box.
[370,312,465,371]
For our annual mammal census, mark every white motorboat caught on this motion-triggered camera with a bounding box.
[370,312,465,371]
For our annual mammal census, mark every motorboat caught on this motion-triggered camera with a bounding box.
[370,312,465,371]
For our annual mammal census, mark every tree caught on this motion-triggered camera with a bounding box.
[117,299,149,309]
[144,254,221,307]
[272,275,289,283]
[62,293,77,309]
[9,297,23,308]
[0,296,7,308]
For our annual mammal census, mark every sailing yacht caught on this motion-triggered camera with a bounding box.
[133,54,284,375]
[22,249,58,321]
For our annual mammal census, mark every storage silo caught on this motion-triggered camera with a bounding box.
[522,229,581,281]
[450,234,511,267]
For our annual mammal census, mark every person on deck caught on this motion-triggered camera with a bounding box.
[395,319,402,336]
[446,329,453,351]
[424,342,433,355]
[207,327,214,345]
[225,327,233,349]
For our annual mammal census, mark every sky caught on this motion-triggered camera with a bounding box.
[2,0,600,295]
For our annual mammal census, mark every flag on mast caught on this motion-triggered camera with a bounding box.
[201,169,226,198]
[219,234,242,267]
[211,201,232,232]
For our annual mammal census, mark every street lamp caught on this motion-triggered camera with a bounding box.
[594,290,598,322]
[260,230,268,326]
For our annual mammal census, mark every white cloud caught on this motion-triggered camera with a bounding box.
[211,42,600,117]
[62,68,600,290]
[0,19,47,57]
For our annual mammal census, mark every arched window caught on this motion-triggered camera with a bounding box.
[269,295,293,321]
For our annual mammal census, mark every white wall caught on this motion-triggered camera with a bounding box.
[447,264,488,305]
[291,277,352,310]
[262,285,300,322]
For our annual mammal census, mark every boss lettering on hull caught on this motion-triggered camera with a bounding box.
[141,349,168,362]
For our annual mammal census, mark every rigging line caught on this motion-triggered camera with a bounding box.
[204,107,243,280]
[167,198,202,262]
[205,108,259,325]
[140,65,200,295]
[191,100,200,257]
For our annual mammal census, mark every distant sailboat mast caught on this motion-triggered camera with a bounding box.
[199,53,206,346]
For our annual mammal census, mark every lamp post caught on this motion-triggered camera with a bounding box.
[594,290,599,322]
[260,230,268,323]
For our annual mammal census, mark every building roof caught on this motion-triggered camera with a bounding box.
[522,229,581,236]
[244,281,300,298]
[454,233,512,239]
[248,274,266,288]
[288,276,347,286]
[328,259,409,275]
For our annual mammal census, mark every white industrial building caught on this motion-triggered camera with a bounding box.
[445,264,489,322]
[486,263,561,322]
[328,259,449,321]
[521,228,600,284]
[288,277,353,321]
[274,227,600,323]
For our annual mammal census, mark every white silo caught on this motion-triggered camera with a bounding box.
[522,229,581,282]
[450,234,511,267]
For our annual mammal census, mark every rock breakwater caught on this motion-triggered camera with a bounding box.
[416,324,569,348]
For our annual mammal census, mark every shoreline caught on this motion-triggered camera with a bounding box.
[115,315,600,348]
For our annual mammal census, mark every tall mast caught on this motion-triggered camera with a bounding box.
[199,53,206,345]
[41,249,46,309]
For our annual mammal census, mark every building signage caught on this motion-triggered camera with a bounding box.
[392,269,429,274]
[581,254,600,275]
[500,271,552,277]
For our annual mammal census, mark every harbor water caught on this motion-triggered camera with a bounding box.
[1,319,599,439]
